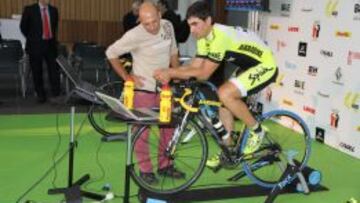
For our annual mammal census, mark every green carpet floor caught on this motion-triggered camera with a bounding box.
[0,113,359,203]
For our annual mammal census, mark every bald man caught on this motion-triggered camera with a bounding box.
[106,1,184,185]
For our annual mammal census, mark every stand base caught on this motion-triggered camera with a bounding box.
[138,184,328,203]
[48,174,105,202]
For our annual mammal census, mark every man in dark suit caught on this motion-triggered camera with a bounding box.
[20,0,60,103]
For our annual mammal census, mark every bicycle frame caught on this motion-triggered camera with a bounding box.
[166,82,246,165]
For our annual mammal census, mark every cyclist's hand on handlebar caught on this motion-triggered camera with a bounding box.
[153,68,171,84]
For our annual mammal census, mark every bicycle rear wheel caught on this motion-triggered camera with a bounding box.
[241,110,311,188]
[130,118,208,194]
[88,81,125,137]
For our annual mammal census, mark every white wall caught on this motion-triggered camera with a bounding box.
[0,18,25,46]
[259,0,360,158]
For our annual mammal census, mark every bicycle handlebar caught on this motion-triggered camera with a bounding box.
[172,78,221,112]
[177,88,199,112]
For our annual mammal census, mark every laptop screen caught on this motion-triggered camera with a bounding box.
[56,55,83,86]
[95,91,159,121]
[95,91,135,118]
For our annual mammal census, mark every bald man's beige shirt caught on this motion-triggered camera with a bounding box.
[106,19,178,92]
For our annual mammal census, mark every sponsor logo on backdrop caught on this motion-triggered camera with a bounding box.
[303,106,316,114]
[344,92,360,111]
[308,66,318,76]
[357,126,360,132]
[315,127,325,143]
[312,21,321,40]
[294,80,305,95]
[265,87,272,102]
[281,3,291,17]
[288,26,300,32]
[270,24,280,30]
[275,74,285,87]
[317,91,330,98]
[330,110,340,128]
[277,40,287,52]
[282,99,294,106]
[294,80,305,90]
[339,142,355,153]
[325,0,339,17]
[347,51,360,65]
[285,61,297,70]
[301,7,313,12]
[298,42,307,57]
[335,31,352,38]
[320,49,333,57]
[332,67,344,86]
[354,0,360,20]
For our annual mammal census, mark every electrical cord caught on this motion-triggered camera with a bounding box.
[51,106,65,188]
[52,104,90,188]
[82,140,106,191]
[17,104,144,202]
[15,143,70,203]
[15,105,90,203]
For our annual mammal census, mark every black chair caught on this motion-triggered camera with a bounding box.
[57,44,71,93]
[58,44,69,58]
[72,42,110,84]
[1,39,23,58]
[0,40,26,98]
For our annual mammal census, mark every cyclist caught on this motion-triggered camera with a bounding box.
[154,1,278,168]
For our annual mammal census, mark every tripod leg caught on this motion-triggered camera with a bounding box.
[73,174,90,186]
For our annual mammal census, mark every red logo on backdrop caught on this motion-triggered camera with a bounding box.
[312,21,321,40]
[288,26,300,32]
[347,51,360,65]
[303,106,316,114]
[330,112,340,128]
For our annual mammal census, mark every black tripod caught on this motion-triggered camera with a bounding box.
[48,106,105,203]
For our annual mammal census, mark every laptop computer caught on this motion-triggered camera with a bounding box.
[56,55,102,104]
[95,91,159,121]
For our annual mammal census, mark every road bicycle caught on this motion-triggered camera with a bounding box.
[128,79,311,195]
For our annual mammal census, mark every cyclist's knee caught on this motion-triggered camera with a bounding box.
[218,83,241,102]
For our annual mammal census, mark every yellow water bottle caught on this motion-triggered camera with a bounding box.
[123,77,134,109]
[159,83,172,122]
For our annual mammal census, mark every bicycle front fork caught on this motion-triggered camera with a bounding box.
[165,111,192,158]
